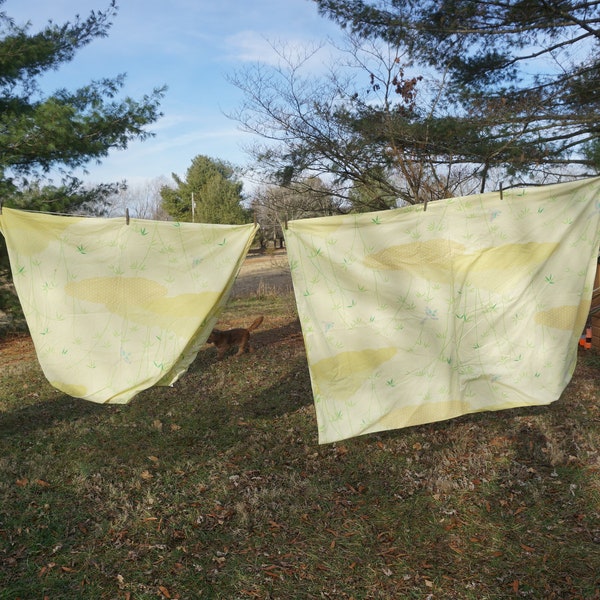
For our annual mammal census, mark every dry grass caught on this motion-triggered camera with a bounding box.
[0,291,599,599]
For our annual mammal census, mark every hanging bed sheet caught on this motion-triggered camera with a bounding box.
[284,178,600,444]
[0,208,257,403]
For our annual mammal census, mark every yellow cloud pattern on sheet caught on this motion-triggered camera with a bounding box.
[285,178,600,443]
[65,277,220,337]
[310,347,397,400]
[534,303,590,331]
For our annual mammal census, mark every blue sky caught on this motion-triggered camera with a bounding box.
[7,0,342,188]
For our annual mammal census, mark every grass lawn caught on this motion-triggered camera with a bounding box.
[0,290,599,599]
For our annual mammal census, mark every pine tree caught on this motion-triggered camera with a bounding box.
[0,0,165,207]
[160,155,250,224]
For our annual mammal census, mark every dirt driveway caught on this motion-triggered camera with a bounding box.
[231,249,293,298]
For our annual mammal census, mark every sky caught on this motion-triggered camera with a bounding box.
[6,0,343,189]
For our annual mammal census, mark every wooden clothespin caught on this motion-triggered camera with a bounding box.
[125,208,130,225]
[499,182,503,200]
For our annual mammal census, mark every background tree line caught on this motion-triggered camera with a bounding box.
[2,0,599,234]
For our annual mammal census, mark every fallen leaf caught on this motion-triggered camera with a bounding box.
[158,585,171,598]
[335,445,348,456]
[140,470,153,480]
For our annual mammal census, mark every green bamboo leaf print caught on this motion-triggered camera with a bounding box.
[331,410,344,422]
[139,227,149,236]
[218,239,227,246]
[371,216,381,224]
[76,244,87,254]
[545,274,555,284]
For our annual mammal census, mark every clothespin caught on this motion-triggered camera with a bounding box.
[0,201,3,215]
[284,217,288,230]
[125,208,130,225]
[423,199,428,212]
[499,182,503,200]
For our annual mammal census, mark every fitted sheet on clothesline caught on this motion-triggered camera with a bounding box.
[0,208,258,403]
[285,178,600,444]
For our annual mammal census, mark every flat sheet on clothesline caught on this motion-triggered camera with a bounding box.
[0,208,257,403]
[285,178,600,444]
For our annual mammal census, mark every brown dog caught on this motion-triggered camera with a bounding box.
[207,316,264,359]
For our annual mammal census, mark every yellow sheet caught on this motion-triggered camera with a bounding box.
[284,178,600,443]
[0,208,257,403]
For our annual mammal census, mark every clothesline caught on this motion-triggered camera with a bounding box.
[1,177,599,444]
